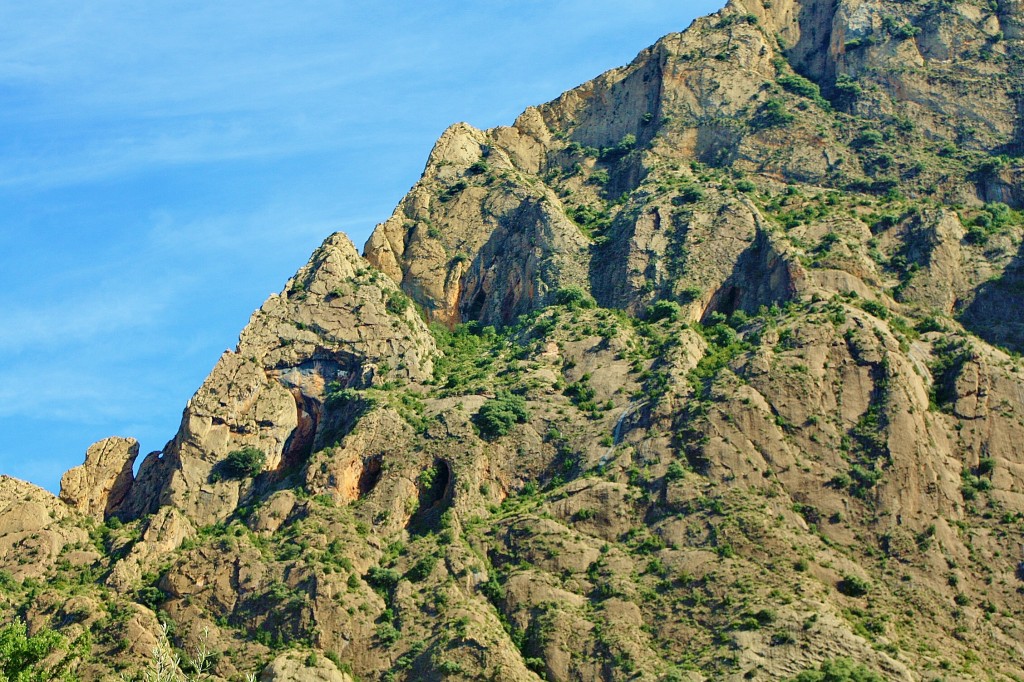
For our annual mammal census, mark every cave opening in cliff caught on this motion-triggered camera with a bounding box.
[465,287,487,321]
[357,455,382,498]
[407,458,452,535]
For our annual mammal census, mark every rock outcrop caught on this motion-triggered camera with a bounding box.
[0,476,87,581]
[260,653,355,682]
[366,0,1023,331]
[59,436,138,519]
[115,233,437,526]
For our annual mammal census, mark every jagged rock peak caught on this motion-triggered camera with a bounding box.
[59,436,138,520]
[115,231,438,527]
[366,0,1023,330]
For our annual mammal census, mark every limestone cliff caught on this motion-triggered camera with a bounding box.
[3,1,1024,681]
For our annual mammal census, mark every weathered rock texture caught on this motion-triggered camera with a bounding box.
[59,436,138,519]
[260,653,354,682]
[3,1,1024,681]
[0,476,87,581]
[113,233,436,527]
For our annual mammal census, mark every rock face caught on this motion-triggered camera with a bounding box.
[365,0,1024,329]
[59,436,138,519]
[3,1,1024,681]
[0,476,87,581]
[364,121,592,326]
[115,233,437,526]
[733,0,1021,149]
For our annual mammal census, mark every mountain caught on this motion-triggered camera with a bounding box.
[3,0,1024,680]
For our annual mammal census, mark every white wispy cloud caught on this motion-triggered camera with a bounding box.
[0,1,723,190]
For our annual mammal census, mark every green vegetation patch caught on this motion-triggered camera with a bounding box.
[789,657,884,681]
[215,446,267,480]
[474,391,529,440]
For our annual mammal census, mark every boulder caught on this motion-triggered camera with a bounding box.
[260,652,354,682]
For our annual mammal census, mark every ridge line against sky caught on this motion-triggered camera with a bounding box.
[0,1,724,492]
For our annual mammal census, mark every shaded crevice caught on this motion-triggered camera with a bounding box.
[357,455,382,497]
[785,0,840,86]
[588,208,647,312]
[700,229,799,323]
[407,459,453,534]
[695,124,743,168]
[702,284,742,322]
[281,389,318,470]
[456,198,561,325]
[314,390,374,451]
[465,285,488,321]
[960,239,1024,354]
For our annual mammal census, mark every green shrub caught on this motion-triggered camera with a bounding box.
[136,583,167,611]
[0,620,73,682]
[475,392,529,440]
[756,98,795,128]
[376,622,400,646]
[324,383,361,408]
[852,130,884,149]
[672,185,705,205]
[567,203,612,237]
[438,180,468,202]
[564,375,597,411]
[645,299,681,323]
[883,16,921,40]
[837,575,871,597]
[789,657,884,681]
[665,461,687,482]
[857,299,889,320]
[717,13,758,27]
[678,286,703,303]
[599,133,637,161]
[366,566,401,592]
[554,286,596,309]
[436,660,464,675]
[961,468,993,501]
[406,555,438,582]
[778,74,820,99]
[777,74,831,110]
[386,291,411,315]
[833,75,863,108]
[220,447,266,479]
[928,338,970,411]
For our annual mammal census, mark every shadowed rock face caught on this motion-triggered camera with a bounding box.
[4,1,1024,681]
[960,238,1024,353]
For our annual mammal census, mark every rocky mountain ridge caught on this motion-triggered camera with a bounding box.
[2,0,1024,680]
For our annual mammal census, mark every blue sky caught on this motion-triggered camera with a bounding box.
[0,1,723,493]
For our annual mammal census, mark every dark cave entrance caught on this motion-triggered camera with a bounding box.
[407,458,452,535]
